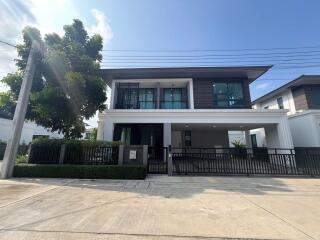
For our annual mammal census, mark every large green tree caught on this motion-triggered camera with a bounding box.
[0,19,107,138]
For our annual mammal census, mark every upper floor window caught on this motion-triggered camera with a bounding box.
[161,88,187,109]
[310,86,320,106]
[213,82,245,107]
[116,83,156,109]
[139,89,156,109]
[277,97,284,109]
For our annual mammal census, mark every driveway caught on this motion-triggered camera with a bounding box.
[0,176,319,240]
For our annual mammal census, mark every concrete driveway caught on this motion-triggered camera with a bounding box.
[0,176,319,240]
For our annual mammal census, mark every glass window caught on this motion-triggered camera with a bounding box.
[213,82,245,107]
[311,87,320,106]
[162,88,186,109]
[139,88,155,109]
[277,97,284,109]
[121,128,131,144]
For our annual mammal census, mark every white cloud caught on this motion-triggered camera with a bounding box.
[255,82,270,90]
[88,9,113,45]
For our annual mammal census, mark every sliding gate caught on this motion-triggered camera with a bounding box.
[147,147,168,174]
[172,148,320,176]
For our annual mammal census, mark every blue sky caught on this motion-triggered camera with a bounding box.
[1,0,320,126]
[80,0,320,100]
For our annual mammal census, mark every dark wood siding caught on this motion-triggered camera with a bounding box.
[292,86,309,111]
[193,78,251,109]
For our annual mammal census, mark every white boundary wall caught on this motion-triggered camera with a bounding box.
[0,118,62,144]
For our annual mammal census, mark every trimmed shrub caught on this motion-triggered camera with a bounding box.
[29,139,123,164]
[16,154,28,164]
[13,164,147,180]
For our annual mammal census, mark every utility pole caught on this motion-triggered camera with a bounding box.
[1,42,39,179]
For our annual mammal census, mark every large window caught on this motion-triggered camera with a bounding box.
[139,89,155,109]
[310,86,320,107]
[161,88,187,109]
[213,82,245,107]
[116,83,155,109]
[116,83,139,109]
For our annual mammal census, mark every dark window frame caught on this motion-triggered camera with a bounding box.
[116,83,156,109]
[161,88,187,109]
[277,97,284,109]
[212,81,246,108]
[138,88,156,109]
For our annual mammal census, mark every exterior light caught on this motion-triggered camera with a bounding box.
[185,125,189,128]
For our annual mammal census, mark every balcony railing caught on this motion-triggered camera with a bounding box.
[160,101,188,109]
[116,101,156,109]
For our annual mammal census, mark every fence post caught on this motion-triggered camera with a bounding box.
[59,144,66,164]
[167,145,173,176]
[118,145,124,166]
[142,145,148,166]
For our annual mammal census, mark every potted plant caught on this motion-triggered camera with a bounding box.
[231,140,247,158]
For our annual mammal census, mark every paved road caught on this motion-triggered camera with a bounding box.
[0,176,319,240]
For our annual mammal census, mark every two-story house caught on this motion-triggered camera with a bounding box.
[252,75,320,147]
[97,66,293,150]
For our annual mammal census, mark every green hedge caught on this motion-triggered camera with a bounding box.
[31,138,123,147]
[13,164,147,180]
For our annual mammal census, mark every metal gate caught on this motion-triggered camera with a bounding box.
[147,147,168,174]
[172,147,320,176]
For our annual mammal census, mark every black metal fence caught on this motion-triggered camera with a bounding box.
[0,143,29,160]
[147,147,168,174]
[29,145,119,165]
[172,147,320,176]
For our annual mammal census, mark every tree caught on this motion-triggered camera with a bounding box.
[90,128,97,140]
[0,20,107,138]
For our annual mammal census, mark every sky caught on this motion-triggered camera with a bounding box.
[1,0,320,127]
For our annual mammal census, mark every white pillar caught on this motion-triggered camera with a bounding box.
[97,113,105,140]
[104,119,114,142]
[109,81,116,110]
[277,116,294,149]
[188,79,194,109]
[163,123,172,147]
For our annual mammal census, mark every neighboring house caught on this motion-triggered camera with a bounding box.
[82,128,94,140]
[0,118,63,144]
[97,66,293,149]
[252,75,320,147]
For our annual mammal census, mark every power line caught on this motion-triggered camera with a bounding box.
[0,40,16,48]
[101,44,320,52]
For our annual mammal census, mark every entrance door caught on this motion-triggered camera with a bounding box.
[251,134,258,148]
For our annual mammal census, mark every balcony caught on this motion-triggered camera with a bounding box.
[114,82,189,109]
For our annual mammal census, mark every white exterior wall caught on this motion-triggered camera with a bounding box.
[99,109,294,149]
[253,89,296,115]
[228,131,246,147]
[0,118,62,144]
[288,111,320,147]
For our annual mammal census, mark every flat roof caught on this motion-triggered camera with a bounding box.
[252,75,320,104]
[99,66,272,86]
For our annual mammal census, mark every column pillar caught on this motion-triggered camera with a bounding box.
[277,116,294,149]
[104,120,114,142]
[163,123,172,147]
[156,82,160,109]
